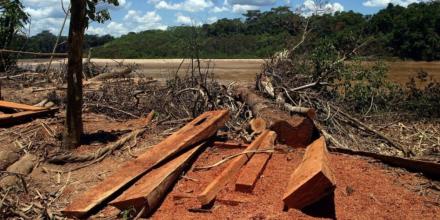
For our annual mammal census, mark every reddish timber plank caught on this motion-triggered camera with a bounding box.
[0,109,55,125]
[62,110,229,218]
[197,130,270,206]
[282,136,336,210]
[0,100,47,111]
[235,131,276,193]
[109,143,204,217]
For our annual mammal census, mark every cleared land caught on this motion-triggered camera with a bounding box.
[19,59,440,84]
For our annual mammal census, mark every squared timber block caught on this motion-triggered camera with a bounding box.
[109,143,204,217]
[235,131,276,193]
[62,110,229,218]
[283,136,336,210]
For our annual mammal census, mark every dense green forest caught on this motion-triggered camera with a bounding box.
[15,1,440,60]
[10,31,114,56]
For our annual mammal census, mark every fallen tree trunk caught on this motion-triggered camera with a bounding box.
[235,131,276,193]
[342,109,411,156]
[283,136,336,210]
[90,68,132,81]
[0,154,37,189]
[236,87,315,147]
[62,110,229,218]
[198,130,269,206]
[321,129,440,178]
[249,118,267,134]
[0,145,21,170]
[109,142,205,217]
[329,147,440,179]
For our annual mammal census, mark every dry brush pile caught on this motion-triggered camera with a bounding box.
[256,39,440,160]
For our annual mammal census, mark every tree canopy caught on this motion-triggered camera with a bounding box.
[7,1,440,61]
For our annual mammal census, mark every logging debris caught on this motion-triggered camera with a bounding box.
[1,59,439,219]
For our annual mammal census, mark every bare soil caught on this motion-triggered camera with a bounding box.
[18,59,440,84]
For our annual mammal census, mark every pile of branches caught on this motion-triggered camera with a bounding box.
[256,35,420,157]
[84,58,252,137]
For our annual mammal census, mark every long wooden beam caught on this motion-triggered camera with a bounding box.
[197,130,269,206]
[62,110,229,218]
[0,100,47,111]
[283,136,336,210]
[235,131,276,193]
[0,109,56,125]
[109,142,204,217]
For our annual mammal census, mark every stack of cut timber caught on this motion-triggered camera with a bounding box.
[62,110,229,218]
[283,136,336,210]
[0,100,55,125]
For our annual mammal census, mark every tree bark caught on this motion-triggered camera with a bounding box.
[63,0,86,149]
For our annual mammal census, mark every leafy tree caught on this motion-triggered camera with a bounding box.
[64,0,119,148]
[0,0,28,72]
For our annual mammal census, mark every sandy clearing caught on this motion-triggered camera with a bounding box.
[18,59,440,84]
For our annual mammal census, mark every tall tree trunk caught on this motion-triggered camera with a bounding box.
[63,0,86,149]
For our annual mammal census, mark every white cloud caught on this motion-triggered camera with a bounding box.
[154,0,214,12]
[211,6,230,13]
[88,10,166,36]
[363,0,427,7]
[22,0,69,35]
[207,16,219,24]
[228,0,276,6]
[300,0,344,17]
[232,4,259,13]
[23,0,132,35]
[176,13,193,25]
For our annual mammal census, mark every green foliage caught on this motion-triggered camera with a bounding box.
[338,61,402,113]
[9,30,113,57]
[368,2,440,60]
[404,70,440,117]
[0,0,29,71]
[85,0,119,24]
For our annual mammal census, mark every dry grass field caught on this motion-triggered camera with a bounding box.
[19,59,440,84]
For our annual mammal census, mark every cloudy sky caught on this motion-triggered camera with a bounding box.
[22,0,430,36]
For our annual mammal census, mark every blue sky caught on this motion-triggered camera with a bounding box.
[21,0,429,36]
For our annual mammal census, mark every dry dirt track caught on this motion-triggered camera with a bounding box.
[18,59,440,84]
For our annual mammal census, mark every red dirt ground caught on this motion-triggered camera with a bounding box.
[149,146,440,220]
[21,115,440,219]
